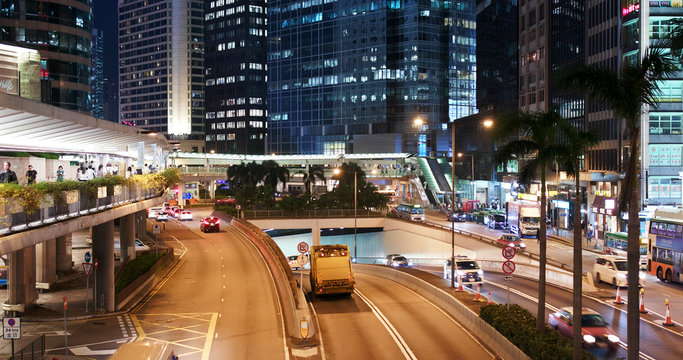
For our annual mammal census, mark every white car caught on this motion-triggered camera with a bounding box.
[179,210,193,221]
[155,211,168,221]
[443,257,484,285]
[593,255,645,288]
[147,207,163,219]
[114,239,151,259]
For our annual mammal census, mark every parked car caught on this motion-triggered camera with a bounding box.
[497,234,527,251]
[388,255,412,268]
[593,255,645,288]
[447,211,467,222]
[155,211,169,222]
[548,307,619,351]
[443,257,484,285]
[179,210,193,221]
[114,239,151,259]
[200,217,220,233]
[382,253,402,265]
[486,213,507,229]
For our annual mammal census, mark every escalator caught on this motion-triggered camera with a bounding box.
[418,175,438,205]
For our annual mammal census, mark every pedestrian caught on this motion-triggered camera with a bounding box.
[126,166,134,178]
[105,163,113,175]
[587,223,594,244]
[85,166,96,180]
[113,163,119,175]
[56,165,64,182]
[25,164,37,185]
[0,161,18,183]
[97,164,104,178]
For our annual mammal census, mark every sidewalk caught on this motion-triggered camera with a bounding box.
[546,227,604,253]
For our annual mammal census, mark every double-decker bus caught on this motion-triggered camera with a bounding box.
[310,244,355,296]
[603,232,647,270]
[647,209,683,283]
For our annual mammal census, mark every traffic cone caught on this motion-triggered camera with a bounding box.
[663,299,675,326]
[475,284,481,301]
[614,286,624,305]
[639,288,648,314]
[457,275,464,292]
[487,290,492,305]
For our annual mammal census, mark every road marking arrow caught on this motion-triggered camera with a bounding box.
[70,346,116,356]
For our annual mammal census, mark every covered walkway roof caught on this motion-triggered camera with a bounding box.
[0,93,170,157]
[170,151,413,166]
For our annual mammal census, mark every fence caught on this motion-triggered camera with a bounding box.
[0,184,163,236]
[10,334,45,360]
[243,209,384,219]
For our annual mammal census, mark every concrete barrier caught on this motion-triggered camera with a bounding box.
[354,264,530,360]
[477,259,598,292]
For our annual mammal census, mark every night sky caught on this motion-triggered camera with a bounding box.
[93,1,118,83]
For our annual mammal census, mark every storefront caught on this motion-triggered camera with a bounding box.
[591,196,619,241]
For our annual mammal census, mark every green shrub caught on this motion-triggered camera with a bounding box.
[214,204,237,217]
[115,252,167,293]
[480,304,594,360]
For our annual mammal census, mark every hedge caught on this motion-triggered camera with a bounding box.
[115,252,166,293]
[480,304,594,360]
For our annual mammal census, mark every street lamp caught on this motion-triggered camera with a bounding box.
[450,123,456,288]
[414,117,425,156]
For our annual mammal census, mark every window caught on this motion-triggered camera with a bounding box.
[655,80,683,103]
[648,144,682,166]
[648,176,683,199]
[649,113,682,135]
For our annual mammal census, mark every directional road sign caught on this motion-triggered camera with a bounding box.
[84,251,91,263]
[504,275,514,281]
[502,246,516,260]
[3,317,20,339]
[297,242,309,254]
[502,260,516,274]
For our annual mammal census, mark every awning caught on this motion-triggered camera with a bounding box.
[591,196,619,216]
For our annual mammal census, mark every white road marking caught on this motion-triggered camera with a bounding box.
[70,346,116,356]
[309,302,327,360]
[354,289,417,360]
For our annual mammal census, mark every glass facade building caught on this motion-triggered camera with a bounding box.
[91,28,104,119]
[118,0,205,138]
[0,0,93,113]
[268,0,476,155]
[204,0,268,154]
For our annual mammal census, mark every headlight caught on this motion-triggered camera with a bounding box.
[583,335,596,344]
[607,334,619,343]
[477,269,484,275]
[392,261,398,267]
[509,243,515,247]
[408,261,413,266]
[617,273,627,279]
[520,243,526,248]
[639,272,646,280]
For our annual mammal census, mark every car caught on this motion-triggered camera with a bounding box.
[443,257,484,285]
[155,211,168,221]
[497,234,527,251]
[486,213,507,229]
[382,253,402,265]
[548,307,619,351]
[447,211,467,222]
[593,255,645,288]
[215,197,237,206]
[389,255,412,267]
[287,255,301,270]
[200,217,220,232]
[114,239,151,259]
[147,207,163,219]
[167,207,180,217]
[179,210,193,221]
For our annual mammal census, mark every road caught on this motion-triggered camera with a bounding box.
[309,272,495,360]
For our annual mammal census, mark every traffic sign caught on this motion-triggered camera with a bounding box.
[502,246,516,260]
[504,275,514,281]
[297,242,309,254]
[182,192,192,200]
[82,262,92,276]
[297,254,309,266]
[3,317,21,339]
[94,259,99,269]
[84,251,91,263]
[502,260,516,274]
[153,224,161,235]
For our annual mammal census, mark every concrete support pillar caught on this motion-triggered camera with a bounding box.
[92,220,115,312]
[36,239,57,285]
[55,234,73,274]
[120,213,135,262]
[8,245,37,308]
[137,141,145,170]
[312,221,321,246]
[135,210,146,242]
[178,182,186,208]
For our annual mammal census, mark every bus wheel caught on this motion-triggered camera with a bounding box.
[657,267,664,281]
[665,269,673,283]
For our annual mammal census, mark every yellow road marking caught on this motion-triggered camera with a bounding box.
[131,257,185,313]
[201,312,219,360]
[130,314,146,341]
[141,323,209,337]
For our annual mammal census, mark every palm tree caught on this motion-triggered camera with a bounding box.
[494,108,568,333]
[262,159,290,198]
[556,123,598,359]
[300,164,326,195]
[560,46,676,359]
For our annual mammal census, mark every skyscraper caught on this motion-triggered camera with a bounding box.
[267,0,477,155]
[118,0,205,138]
[91,28,105,119]
[0,0,93,113]
[204,0,268,154]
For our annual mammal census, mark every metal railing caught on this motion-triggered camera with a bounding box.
[244,209,384,219]
[0,185,164,236]
[176,166,227,174]
[10,333,45,360]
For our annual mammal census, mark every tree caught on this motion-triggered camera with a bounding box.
[556,123,599,359]
[321,162,390,210]
[560,46,676,359]
[299,164,326,195]
[494,108,569,333]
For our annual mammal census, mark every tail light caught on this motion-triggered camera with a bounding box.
[340,251,346,256]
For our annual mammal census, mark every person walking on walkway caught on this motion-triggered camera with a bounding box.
[97,164,104,178]
[25,164,37,185]
[0,161,18,183]
[587,223,594,245]
[56,165,64,182]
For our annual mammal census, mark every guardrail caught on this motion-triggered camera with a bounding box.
[11,333,45,360]
[0,185,164,236]
[244,209,384,219]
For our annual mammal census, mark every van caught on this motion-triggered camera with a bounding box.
[110,341,177,360]
[443,257,484,285]
[593,255,645,288]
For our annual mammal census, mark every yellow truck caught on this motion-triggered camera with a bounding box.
[310,244,355,296]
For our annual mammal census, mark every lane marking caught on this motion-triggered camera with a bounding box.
[309,302,327,360]
[201,313,219,360]
[354,289,417,360]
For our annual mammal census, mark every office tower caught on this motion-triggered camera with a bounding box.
[118,0,205,138]
[204,0,268,154]
[268,0,477,155]
[91,28,105,119]
[0,0,93,113]
[518,0,548,113]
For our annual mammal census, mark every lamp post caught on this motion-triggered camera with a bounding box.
[450,123,456,288]
[334,167,358,261]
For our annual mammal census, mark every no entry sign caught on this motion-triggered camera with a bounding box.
[502,260,516,274]
[502,246,516,259]
[297,242,309,254]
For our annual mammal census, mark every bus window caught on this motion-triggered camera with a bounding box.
[667,224,676,237]
[650,221,659,234]
[659,222,667,235]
